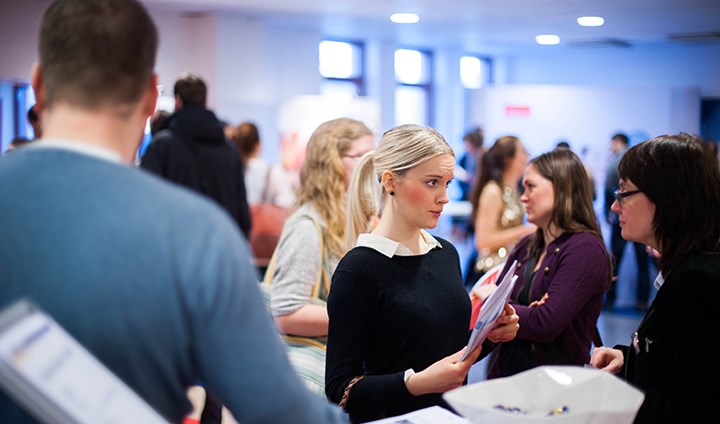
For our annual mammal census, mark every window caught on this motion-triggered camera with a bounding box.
[14,84,35,139]
[394,48,432,126]
[460,55,492,89]
[319,40,365,99]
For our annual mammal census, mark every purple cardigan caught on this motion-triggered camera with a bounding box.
[487,231,610,378]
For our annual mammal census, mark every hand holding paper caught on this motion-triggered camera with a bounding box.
[460,260,519,361]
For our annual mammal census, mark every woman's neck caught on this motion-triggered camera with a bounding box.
[542,223,561,246]
[501,172,520,191]
[373,214,425,254]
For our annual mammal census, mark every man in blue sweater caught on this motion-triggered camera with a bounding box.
[0,0,347,423]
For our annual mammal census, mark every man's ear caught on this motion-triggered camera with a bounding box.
[142,73,159,118]
[30,63,44,113]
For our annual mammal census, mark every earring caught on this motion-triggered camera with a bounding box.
[389,191,395,196]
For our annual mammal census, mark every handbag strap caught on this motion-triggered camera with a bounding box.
[263,214,328,300]
[260,165,272,204]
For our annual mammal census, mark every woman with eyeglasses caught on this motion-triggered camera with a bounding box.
[485,148,612,379]
[589,133,720,424]
[265,117,374,396]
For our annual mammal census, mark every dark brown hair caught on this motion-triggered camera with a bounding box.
[233,122,260,161]
[174,73,207,106]
[39,0,157,113]
[469,135,518,225]
[526,149,612,286]
[619,133,720,273]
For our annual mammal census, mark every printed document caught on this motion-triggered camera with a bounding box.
[460,260,518,361]
[0,299,169,423]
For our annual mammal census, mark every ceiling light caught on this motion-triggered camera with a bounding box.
[577,16,605,27]
[535,34,560,45]
[390,13,420,24]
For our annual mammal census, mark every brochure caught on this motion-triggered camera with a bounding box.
[460,260,518,362]
[366,405,470,423]
[0,299,169,424]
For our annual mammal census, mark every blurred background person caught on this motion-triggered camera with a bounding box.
[555,139,596,201]
[5,137,32,153]
[149,109,171,137]
[233,121,296,209]
[27,104,42,139]
[603,132,651,311]
[233,121,296,274]
[455,127,485,204]
[140,73,251,239]
[451,127,485,257]
[464,135,535,287]
[139,72,252,422]
[264,117,374,396]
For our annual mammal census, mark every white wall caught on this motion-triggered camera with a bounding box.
[0,1,44,80]
[467,84,701,201]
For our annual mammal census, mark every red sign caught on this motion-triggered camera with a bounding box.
[505,105,531,117]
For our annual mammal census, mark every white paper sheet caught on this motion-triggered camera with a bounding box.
[366,405,470,423]
[0,299,169,424]
[460,260,518,361]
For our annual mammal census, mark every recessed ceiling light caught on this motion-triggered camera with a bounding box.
[535,34,560,45]
[577,16,605,27]
[390,13,420,24]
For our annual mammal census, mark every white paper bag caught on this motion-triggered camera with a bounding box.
[443,366,644,424]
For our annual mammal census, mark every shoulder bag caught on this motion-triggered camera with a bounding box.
[260,216,329,398]
[249,166,289,268]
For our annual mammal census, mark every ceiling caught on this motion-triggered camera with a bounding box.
[140,0,720,51]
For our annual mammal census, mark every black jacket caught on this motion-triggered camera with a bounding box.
[617,251,720,424]
[140,105,251,237]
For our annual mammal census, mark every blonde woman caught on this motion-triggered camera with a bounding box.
[267,117,374,395]
[326,124,520,422]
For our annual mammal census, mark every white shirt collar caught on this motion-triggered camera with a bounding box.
[356,230,442,258]
[30,138,123,164]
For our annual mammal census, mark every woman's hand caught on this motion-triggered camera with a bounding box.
[487,303,519,343]
[589,347,624,373]
[529,292,549,308]
[406,346,481,396]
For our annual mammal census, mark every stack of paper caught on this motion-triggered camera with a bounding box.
[460,260,518,361]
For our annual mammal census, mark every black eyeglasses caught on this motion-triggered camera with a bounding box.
[613,189,641,206]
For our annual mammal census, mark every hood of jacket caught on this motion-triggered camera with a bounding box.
[163,105,227,145]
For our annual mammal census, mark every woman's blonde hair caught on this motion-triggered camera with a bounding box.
[298,117,373,258]
[346,124,454,249]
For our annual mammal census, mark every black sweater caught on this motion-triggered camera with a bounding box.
[326,237,491,422]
